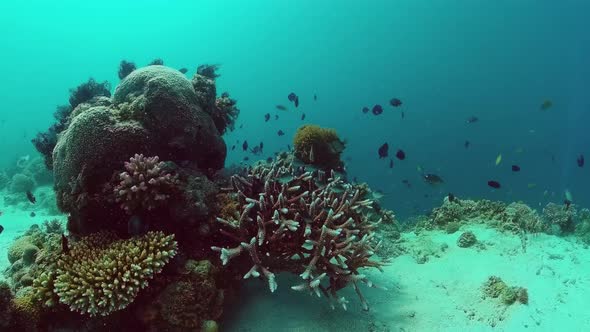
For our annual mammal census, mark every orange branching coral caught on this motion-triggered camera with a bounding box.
[293,125,345,170]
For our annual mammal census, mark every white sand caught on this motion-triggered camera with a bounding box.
[222,224,590,331]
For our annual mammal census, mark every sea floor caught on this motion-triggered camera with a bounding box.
[2,194,590,332]
[222,224,590,332]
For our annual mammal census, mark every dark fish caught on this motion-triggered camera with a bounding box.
[464,140,470,148]
[243,156,249,161]
[61,234,69,254]
[287,144,292,150]
[466,116,479,124]
[395,149,406,160]
[448,193,456,203]
[389,159,394,168]
[26,191,36,204]
[372,104,383,115]
[402,179,411,188]
[577,154,584,167]
[423,174,444,185]
[259,142,264,150]
[294,96,299,108]
[487,180,501,189]
[301,113,306,121]
[314,94,317,101]
[179,68,188,74]
[276,105,287,111]
[564,199,572,210]
[353,176,358,183]
[30,212,36,217]
[0,224,3,234]
[362,106,369,114]
[378,143,389,159]
[389,98,402,107]
[540,100,553,111]
[266,157,273,163]
[264,113,270,122]
[275,114,279,120]
[511,165,521,172]
[239,124,243,129]
[250,146,262,155]
[128,215,148,236]
[242,141,248,151]
[277,130,285,136]
[288,92,297,102]
[231,145,236,151]
[401,111,405,119]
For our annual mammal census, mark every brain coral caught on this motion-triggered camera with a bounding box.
[52,65,226,234]
[52,231,177,316]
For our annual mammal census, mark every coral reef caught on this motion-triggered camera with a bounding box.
[32,105,73,169]
[43,219,64,234]
[293,125,346,170]
[118,60,136,80]
[542,202,576,234]
[149,58,164,66]
[457,231,477,248]
[113,154,179,214]
[69,78,111,109]
[34,231,178,316]
[212,155,383,310]
[52,65,227,235]
[482,276,528,305]
[8,173,36,193]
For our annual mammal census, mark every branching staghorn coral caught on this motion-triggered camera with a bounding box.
[212,157,384,310]
[113,154,179,214]
[44,231,178,316]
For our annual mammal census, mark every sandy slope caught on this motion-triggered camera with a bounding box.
[222,224,590,332]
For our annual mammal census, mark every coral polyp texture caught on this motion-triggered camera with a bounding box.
[114,154,179,214]
[293,124,346,170]
[212,156,383,310]
[40,231,177,316]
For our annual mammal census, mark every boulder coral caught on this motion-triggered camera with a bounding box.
[293,124,346,170]
[52,65,227,234]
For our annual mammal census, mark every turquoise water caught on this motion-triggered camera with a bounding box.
[1,1,590,331]
[2,1,589,217]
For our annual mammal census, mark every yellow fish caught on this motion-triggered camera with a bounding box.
[495,154,502,166]
[540,100,553,111]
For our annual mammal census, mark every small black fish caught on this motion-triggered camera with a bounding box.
[26,191,36,204]
[511,165,521,172]
[301,113,306,120]
[287,144,292,150]
[466,116,479,124]
[487,180,501,189]
[389,98,402,107]
[378,143,389,159]
[423,174,444,185]
[0,224,3,235]
[372,104,383,115]
[564,199,572,210]
[275,114,279,120]
[266,157,273,163]
[402,179,411,188]
[231,145,236,151]
[30,212,36,217]
[276,105,287,111]
[389,159,393,168]
[288,92,297,102]
[401,111,405,119]
[277,130,285,136]
[448,193,456,203]
[395,149,406,160]
[294,96,299,108]
[243,156,249,161]
[259,142,264,150]
[179,68,188,74]
[314,94,317,101]
[239,124,244,129]
[242,141,248,151]
[362,106,369,114]
[577,154,584,167]
[264,113,270,122]
[464,140,470,148]
[61,234,69,254]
